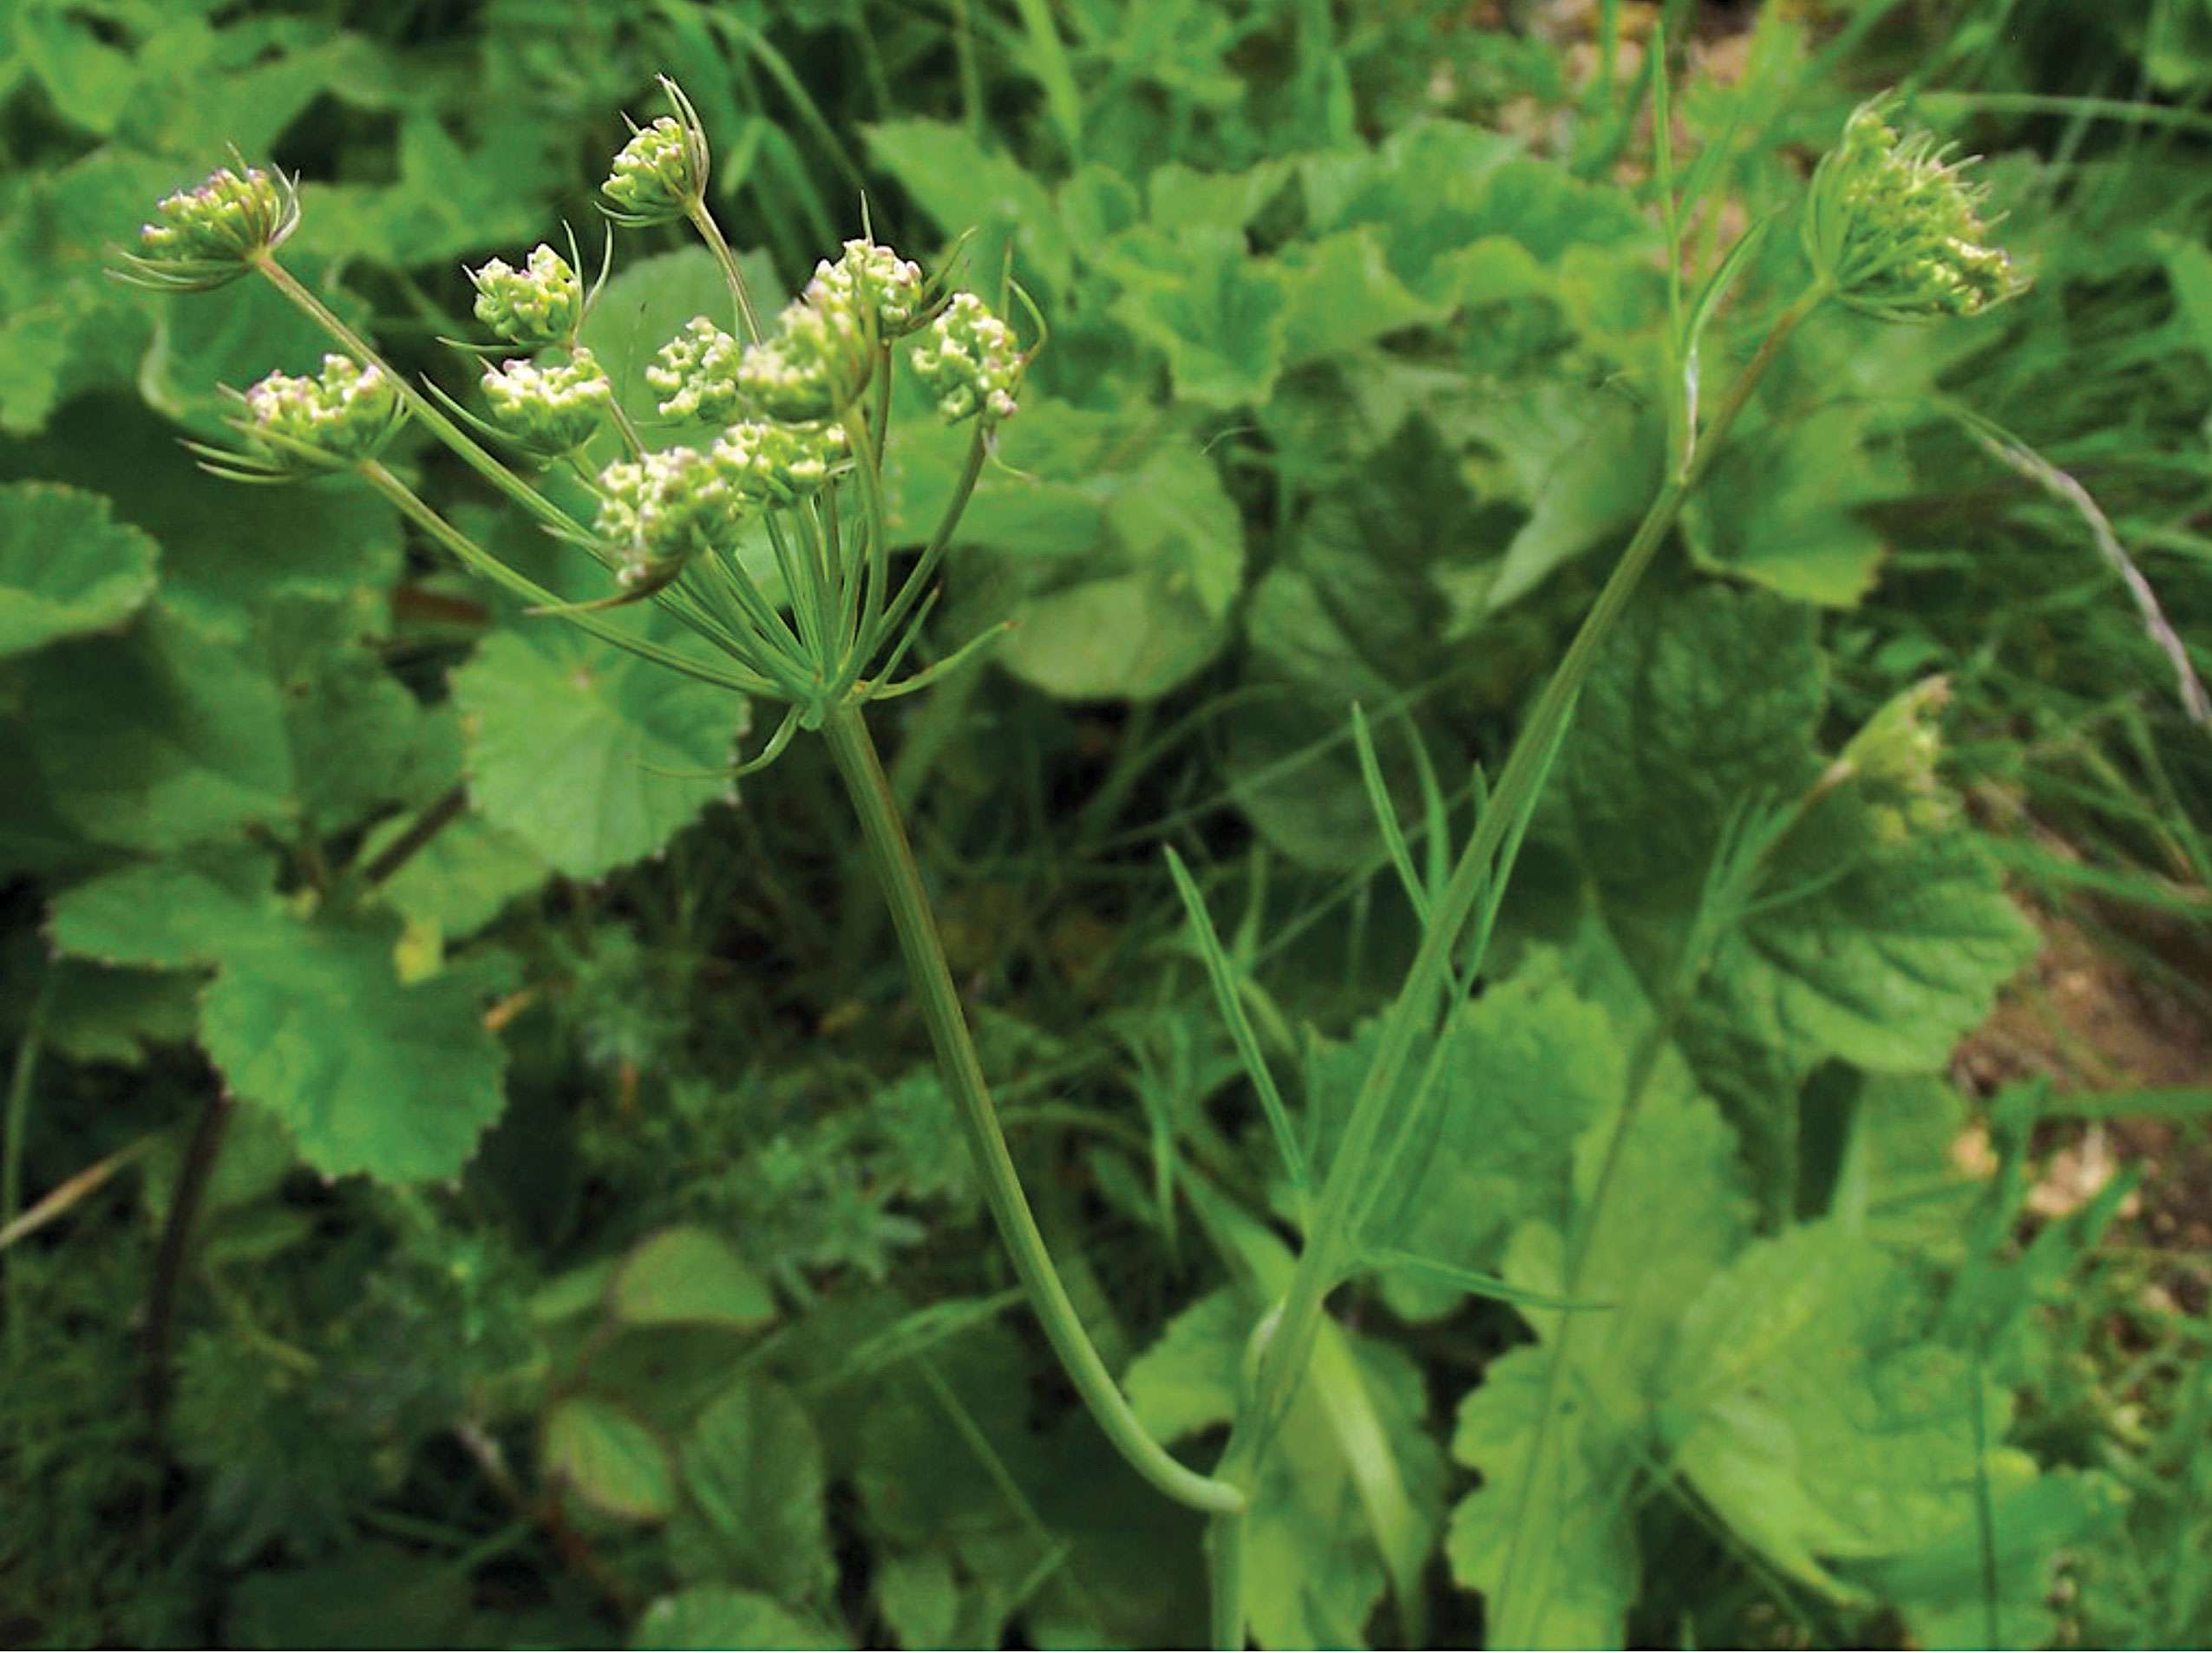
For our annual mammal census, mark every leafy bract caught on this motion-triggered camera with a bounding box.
[451,623,749,879]
[0,482,158,658]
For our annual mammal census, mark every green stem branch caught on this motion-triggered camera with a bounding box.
[252,255,579,541]
[821,703,1244,1519]
[1202,283,1823,1647]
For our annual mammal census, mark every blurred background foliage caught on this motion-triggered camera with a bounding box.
[2,0,2209,1647]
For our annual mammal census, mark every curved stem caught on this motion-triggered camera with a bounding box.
[1202,282,1824,1648]
[686,200,762,343]
[821,703,1245,1518]
[357,461,773,696]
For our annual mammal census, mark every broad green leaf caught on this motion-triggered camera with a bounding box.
[47,846,278,970]
[542,1395,677,1523]
[0,395,402,637]
[227,1543,475,1652]
[630,1586,845,1651]
[0,482,158,658]
[1659,1223,2008,1593]
[1103,225,1290,408]
[362,809,547,942]
[1445,1346,1640,1648]
[1145,160,1293,233]
[1466,384,1662,613]
[874,1551,959,1650]
[991,440,1243,701]
[1332,969,1622,1322]
[1229,415,1489,868]
[26,601,296,853]
[612,1226,777,1331]
[1452,1070,1751,1647]
[1127,1276,1445,1650]
[449,623,749,879]
[261,595,428,835]
[862,119,1073,298]
[306,114,564,267]
[198,911,509,1183]
[1277,227,1445,366]
[1684,404,1907,605]
[1561,584,2033,1090]
[1866,1467,2125,1650]
[679,1378,831,1599]
[38,961,199,1066]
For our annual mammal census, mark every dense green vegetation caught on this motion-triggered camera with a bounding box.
[3,2,2209,1647]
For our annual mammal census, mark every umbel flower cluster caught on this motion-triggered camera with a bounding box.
[1803,96,2028,321]
[121,75,1033,747]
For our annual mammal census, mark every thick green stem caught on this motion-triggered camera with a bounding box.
[1202,284,1823,1648]
[821,703,1245,1519]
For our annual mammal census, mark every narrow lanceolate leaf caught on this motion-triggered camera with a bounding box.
[0,482,159,658]
[450,624,750,879]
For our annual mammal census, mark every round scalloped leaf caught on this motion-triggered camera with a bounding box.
[541,1395,677,1524]
[196,911,508,1184]
[0,482,159,659]
[449,624,749,879]
[26,602,296,853]
[612,1226,776,1331]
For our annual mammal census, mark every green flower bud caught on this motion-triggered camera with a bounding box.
[910,291,1023,425]
[481,348,613,456]
[1825,675,1956,840]
[468,244,583,348]
[601,79,711,227]
[736,296,870,423]
[711,418,849,505]
[240,354,403,469]
[647,317,745,422]
[595,447,749,584]
[117,160,298,291]
[803,238,927,337]
[1804,98,2028,323]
